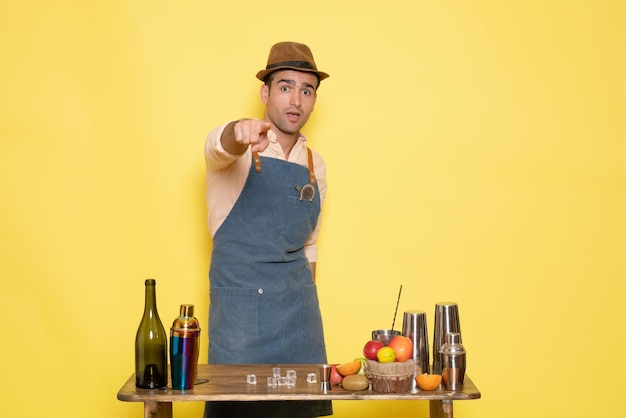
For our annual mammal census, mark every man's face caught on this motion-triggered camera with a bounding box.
[261,70,318,136]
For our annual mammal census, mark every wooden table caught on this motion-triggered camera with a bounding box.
[117,364,480,418]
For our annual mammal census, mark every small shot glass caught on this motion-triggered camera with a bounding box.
[306,373,317,384]
[272,367,281,378]
[277,376,287,386]
[246,374,257,385]
[267,376,277,387]
[287,375,296,388]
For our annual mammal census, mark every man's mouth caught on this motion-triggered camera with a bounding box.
[286,111,301,122]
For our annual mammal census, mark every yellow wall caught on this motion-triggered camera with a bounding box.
[1,1,624,417]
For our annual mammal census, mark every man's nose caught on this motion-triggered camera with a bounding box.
[290,92,301,107]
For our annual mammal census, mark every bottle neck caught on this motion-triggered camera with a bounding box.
[144,280,159,319]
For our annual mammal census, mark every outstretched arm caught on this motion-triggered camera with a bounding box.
[220,118,272,155]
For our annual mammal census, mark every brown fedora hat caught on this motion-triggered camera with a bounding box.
[256,41,329,82]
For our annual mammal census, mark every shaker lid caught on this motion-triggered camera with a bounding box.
[180,304,194,317]
[171,304,200,331]
[439,332,465,354]
[446,332,461,345]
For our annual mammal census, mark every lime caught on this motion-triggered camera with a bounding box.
[376,346,396,363]
[353,357,367,374]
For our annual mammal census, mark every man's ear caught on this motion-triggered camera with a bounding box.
[260,84,269,104]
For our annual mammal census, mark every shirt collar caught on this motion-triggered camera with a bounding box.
[268,129,307,144]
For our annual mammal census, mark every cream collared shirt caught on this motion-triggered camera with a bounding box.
[205,122,327,262]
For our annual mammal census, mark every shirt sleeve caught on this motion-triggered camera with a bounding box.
[205,122,242,170]
[205,122,251,237]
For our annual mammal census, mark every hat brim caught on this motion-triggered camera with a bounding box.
[256,66,329,82]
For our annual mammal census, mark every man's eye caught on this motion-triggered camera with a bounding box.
[303,90,311,96]
[281,86,290,92]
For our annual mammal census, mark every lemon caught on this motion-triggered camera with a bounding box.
[376,346,396,363]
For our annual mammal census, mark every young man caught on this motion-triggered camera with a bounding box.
[204,42,332,417]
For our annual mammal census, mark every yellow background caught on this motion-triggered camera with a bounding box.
[1,1,624,417]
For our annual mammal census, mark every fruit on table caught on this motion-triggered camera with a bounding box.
[415,373,442,391]
[353,357,367,374]
[330,364,343,385]
[376,346,396,363]
[388,335,413,362]
[341,374,369,391]
[363,340,384,360]
[336,360,362,376]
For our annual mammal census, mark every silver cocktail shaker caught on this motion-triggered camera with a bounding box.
[440,332,465,390]
[402,310,429,393]
[432,302,461,374]
[401,310,429,374]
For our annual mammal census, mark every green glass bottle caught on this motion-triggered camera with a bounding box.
[135,279,168,388]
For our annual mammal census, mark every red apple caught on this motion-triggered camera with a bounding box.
[330,364,343,385]
[363,340,385,360]
[388,335,413,362]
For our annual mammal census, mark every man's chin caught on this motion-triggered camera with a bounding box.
[275,124,302,136]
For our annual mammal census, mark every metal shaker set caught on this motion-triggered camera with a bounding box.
[170,304,201,390]
[401,302,466,390]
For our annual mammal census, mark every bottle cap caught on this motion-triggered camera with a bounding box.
[180,304,194,317]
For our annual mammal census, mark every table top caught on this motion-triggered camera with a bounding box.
[117,364,481,403]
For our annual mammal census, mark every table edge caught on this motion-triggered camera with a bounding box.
[118,364,481,403]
